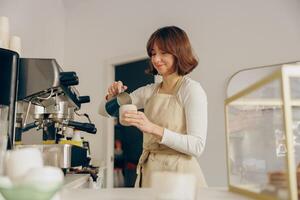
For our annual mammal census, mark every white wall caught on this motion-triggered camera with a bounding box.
[0,0,65,144]
[1,0,300,187]
[0,0,65,64]
[62,0,300,186]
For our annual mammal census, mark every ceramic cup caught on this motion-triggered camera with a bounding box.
[0,16,10,48]
[22,166,64,186]
[5,148,43,183]
[9,36,21,55]
[119,104,137,126]
[150,171,197,200]
[72,130,81,141]
[64,127,74,138]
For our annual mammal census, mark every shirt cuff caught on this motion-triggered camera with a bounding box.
[160,128,176,146]
[98,100,110,117]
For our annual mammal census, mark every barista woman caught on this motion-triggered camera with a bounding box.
[99,26,207,188]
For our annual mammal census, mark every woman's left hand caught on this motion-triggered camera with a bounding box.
[123,111,164,137]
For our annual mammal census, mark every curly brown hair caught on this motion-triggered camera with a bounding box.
[146,26,198,75]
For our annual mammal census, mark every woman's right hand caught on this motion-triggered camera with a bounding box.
[106,81,128,100]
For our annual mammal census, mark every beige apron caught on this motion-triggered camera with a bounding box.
[134,76,207,188]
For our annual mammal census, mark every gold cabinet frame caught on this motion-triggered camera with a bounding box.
[225,62,300,200]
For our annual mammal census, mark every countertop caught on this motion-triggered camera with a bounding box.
[59,187,252,200]
[63,174,90,189]
[0,174,252,200]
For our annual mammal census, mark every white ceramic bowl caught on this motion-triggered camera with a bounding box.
[0,182,62,200]
[0,166,63,200]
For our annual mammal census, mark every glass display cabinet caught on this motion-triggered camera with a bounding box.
[225,62,300,200]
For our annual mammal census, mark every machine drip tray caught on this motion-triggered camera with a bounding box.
[15,144,88,169]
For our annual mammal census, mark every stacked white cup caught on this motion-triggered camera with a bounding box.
[9,35,21,55]
[0,16,22,55]
[5,148,44,183]
[3,148,64,189]
[151,171,197,200]
[0,16,10,49]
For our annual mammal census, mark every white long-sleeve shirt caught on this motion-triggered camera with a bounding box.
[98,76,208,159]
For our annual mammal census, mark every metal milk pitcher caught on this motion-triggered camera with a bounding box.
[105,92,132,117]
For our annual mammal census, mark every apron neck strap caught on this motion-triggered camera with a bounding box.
[153,83,161,94]
[172,76,184,95]
[154,76,184,95]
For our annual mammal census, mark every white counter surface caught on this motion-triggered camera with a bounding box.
[63,174,90,189]
[0,174,252,200]
[60,187,252,200]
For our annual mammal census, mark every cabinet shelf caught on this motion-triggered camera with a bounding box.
[229,99,300,106]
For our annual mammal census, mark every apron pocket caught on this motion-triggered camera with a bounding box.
[162,154,180,171]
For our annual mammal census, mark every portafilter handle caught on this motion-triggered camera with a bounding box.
[78,96,90,104]
[59,72,79,86]
[22,122,38,132]
[65,120,97,134]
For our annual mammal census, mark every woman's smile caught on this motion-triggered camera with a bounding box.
[151,43,175,76]
[155,63,164,68]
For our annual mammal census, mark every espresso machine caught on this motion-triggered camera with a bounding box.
[0,48,97,171]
